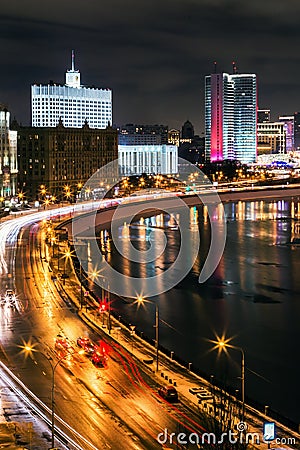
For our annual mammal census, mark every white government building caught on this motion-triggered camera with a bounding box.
[118,145,178,176]
[31,51,112,129]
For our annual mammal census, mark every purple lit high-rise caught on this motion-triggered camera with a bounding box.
[205,67,257,164]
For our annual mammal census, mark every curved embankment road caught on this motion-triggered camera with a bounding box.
[218,185,300,202]
[62,186,300,238]
[2,207,210,450]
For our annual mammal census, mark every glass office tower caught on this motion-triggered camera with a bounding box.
[205,72,257,164]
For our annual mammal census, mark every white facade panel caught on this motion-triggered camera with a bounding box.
[118,145,178,176]
[31,84,112,129]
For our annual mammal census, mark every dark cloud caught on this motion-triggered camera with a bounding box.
[1,0,300,131]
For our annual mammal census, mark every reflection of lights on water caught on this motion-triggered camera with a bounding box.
[121,222,130,239]
[203,205,208,223]
[190,206,198,228]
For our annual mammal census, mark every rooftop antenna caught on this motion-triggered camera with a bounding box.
[232,61,237,74]
[214,61,217,73]
[71,50,75,71]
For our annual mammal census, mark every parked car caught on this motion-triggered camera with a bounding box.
[158,386,178,402]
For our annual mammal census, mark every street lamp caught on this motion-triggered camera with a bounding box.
[213,338,245,422]
[136,296,159,372]
[51,236,56,257]
[21,343,83,449]
[90,269,111,333]
[17,191,24,203]
[62,250,72,284]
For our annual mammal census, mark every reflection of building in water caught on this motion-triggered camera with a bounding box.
[291,200,300,243]
[0,106,17,198]
[293,222,300,238]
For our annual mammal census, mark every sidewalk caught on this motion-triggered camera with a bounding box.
[48,236,300,450]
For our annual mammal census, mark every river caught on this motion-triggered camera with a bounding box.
[97,198,300,425]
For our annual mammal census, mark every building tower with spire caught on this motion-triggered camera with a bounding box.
[31,51,112,129]
[205,67,257,164]
[65,49,81,88]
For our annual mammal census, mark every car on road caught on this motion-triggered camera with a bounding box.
[91,352,107,368]
[83,342,96,357]
[158,386,178,402]
[77,337,91,348]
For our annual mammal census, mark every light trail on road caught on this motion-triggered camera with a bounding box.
[0,194,231,449]
[0,361,99,450]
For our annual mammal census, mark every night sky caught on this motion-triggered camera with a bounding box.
[1,0,300,133]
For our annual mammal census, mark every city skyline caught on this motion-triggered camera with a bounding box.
[1,0,300,133]
[205,71,257,163]
[31,52,113,129]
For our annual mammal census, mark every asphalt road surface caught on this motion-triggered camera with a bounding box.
[0,211,206,449]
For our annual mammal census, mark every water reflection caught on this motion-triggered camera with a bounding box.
[100,198,300,423]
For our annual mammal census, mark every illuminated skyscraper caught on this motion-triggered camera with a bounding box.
[278,116,294,152]
[31,51,112,129]
[294,112,300,151]
[205,71,257,164]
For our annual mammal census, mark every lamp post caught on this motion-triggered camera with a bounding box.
[62,250,72,285]
[107,284,111,334]
[98,279,111,334]
[91,270,111,334]
[22,345,80,449]
[137,296,159,372]
[215,340,245,422]
[79,263,83,309]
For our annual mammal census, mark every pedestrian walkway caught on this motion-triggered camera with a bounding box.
[0,377,65,450]
[48,235,299,450]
